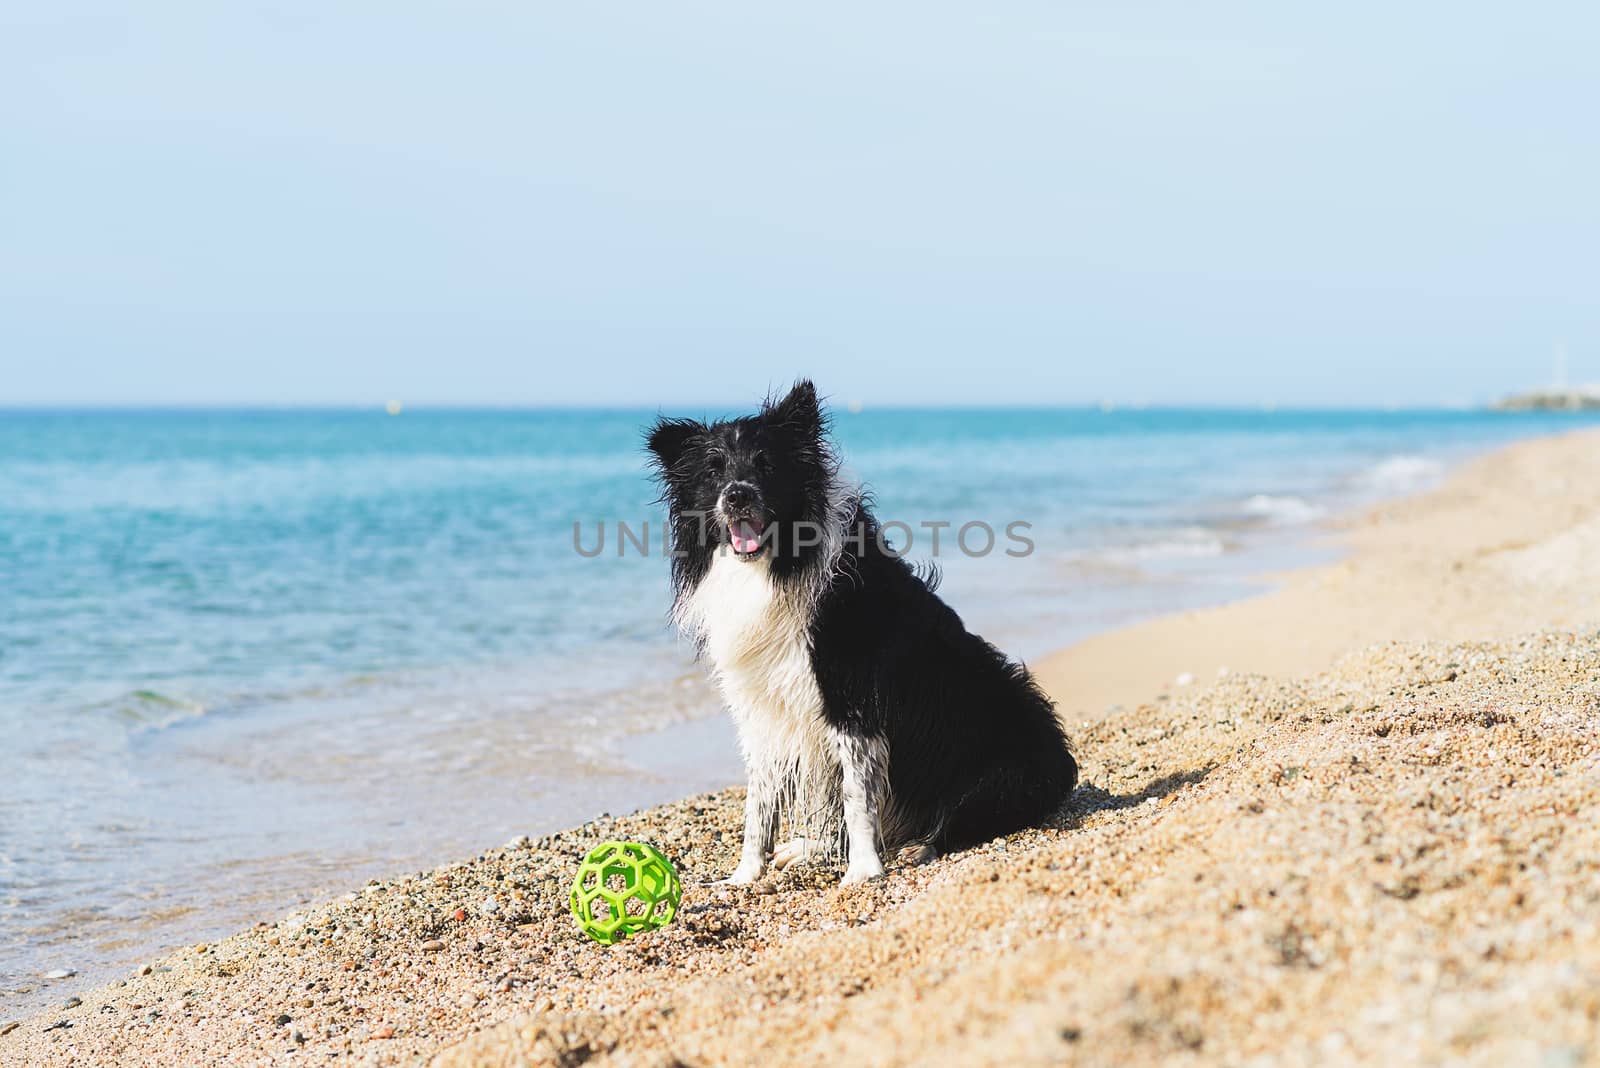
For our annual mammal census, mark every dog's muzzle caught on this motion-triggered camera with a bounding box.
[719,481,768,557]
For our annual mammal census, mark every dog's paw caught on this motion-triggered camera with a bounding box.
[896,841,938,867]
[840,857,886,886]
[719,858,766,885]
[770,838,819,869]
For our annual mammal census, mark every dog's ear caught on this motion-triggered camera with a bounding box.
[645,417,703,472]
[765,379,823,437]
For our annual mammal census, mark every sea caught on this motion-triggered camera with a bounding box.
[3,406,1597,1010]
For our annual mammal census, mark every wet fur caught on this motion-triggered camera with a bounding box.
[647,380,1077,882]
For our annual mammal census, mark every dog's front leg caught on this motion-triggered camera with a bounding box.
[836,732,888,885]
[725,760,782,884]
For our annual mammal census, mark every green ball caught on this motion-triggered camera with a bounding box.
[568,841,682,944]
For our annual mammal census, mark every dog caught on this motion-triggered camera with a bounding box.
[646,380,1077,884]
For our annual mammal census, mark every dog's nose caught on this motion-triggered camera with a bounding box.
[723,482,756,511]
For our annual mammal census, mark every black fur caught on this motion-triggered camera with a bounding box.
[646,380,1077,865]
[647,380,835,592]
[808,501,1079,853]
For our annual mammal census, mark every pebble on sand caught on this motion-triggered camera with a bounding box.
[43,969,76,980]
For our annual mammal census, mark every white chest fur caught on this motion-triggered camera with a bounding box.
[677,551,840,834]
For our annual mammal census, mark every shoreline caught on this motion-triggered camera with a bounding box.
[1034,427,1600,719]
[0,417,1386,1012]
[6,427,1600,1065]
[3,410,1581,1009]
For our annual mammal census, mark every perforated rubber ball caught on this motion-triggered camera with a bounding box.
[568,841,682,944]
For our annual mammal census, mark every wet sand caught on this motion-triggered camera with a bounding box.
[5,428,1600,1066]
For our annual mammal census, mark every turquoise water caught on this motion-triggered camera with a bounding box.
[3,406,1597,1008]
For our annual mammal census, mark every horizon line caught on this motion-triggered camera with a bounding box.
[0,400,1529,415]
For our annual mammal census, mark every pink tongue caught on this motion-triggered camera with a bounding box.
[730,519,763,554]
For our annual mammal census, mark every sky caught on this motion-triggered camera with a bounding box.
[1,3,1596,408]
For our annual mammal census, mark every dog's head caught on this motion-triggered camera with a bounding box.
[646,380,835,567]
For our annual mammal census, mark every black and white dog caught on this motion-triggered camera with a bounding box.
[647,381,1077,884]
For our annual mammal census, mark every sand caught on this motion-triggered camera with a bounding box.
[5,429,1600,1067]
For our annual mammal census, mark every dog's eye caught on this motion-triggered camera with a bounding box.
[751,451,771,474]
[705,449,727,469]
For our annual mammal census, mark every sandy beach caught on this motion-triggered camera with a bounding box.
[5,428,1600,1067]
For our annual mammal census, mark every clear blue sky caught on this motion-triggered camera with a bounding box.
[2,4,1595,407]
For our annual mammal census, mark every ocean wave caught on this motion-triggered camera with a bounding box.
[1079,526,1231,566]
[1240,494,1326,524]
[1356,454,1445,494]
[103,689,209,731]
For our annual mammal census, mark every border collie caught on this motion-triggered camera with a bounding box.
[646,381,1077,884]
